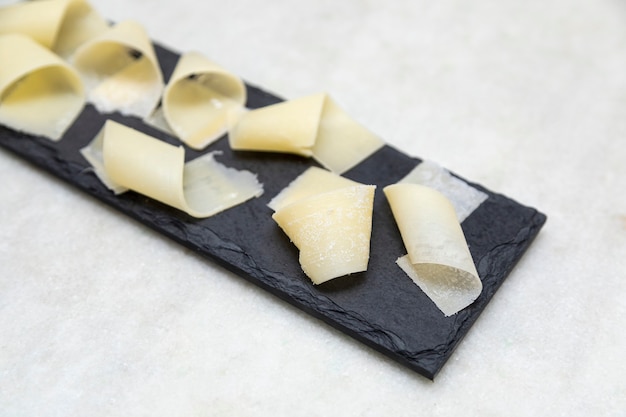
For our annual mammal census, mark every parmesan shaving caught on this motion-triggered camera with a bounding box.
[72,20,163,119]
[0,0,108,58]
[384,183,482,316]
[229,93,383,173]
[229,93,324,157]
[312,96,384,174]
[161,52,246,150]
[270,168,375,284]
[0,33,84,140]
[80,120,263,218]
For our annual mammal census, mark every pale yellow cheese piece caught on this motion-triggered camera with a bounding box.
[273,184,376,285]
[55,0,108,58]
[229,92,383,173]
[229,93,325,157]
[0,33,84,140]
[161,52,247,150]
[72,20,163,119]
[0,0,65,49]
[312,96,384,174]
[384,183,482,316]
[80,120,263,218]
[0,0,108,58]
[268,166,359,211]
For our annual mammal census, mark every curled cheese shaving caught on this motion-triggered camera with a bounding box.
[0,33,84,140]
[229,93,324,157]
[72,20,163,119]
[80,120,263,218]
[311,96,384,174]
[229,93,383,174]
[161,52,246,150]
[0,0,108,58]
[270,167,375,284]
[384,183,482,316]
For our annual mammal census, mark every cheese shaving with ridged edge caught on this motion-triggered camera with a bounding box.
[80,120,263,218]
[0,33,84,141]
[384,183,482,316]
[229,93,383,174]
[72,20,163,119]
[270,167,375,284]
[161,51,246,150]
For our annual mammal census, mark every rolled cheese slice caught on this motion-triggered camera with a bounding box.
[229,93,383,173]
[0,0,108,58]
[273,184,376,285]
[72,20,163,119]
[161,52,247,150]
[384,183,482,316]
[229,93,325,157]
[312,95,384,174]
[0,33,84,140]
[270,167,375,284]
[80,120,263,218]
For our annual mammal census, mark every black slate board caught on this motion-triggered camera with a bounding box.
[0,42,546,380]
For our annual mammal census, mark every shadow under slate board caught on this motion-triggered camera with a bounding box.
[0,42,546,380]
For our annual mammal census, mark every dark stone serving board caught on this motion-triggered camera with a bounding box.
[0,42,546,380]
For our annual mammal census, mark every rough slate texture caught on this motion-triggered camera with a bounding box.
[0,44,546,380]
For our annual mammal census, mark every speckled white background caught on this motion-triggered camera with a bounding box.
[1,0,625,415]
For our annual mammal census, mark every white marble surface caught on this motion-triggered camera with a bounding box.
[1,0,625,415]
